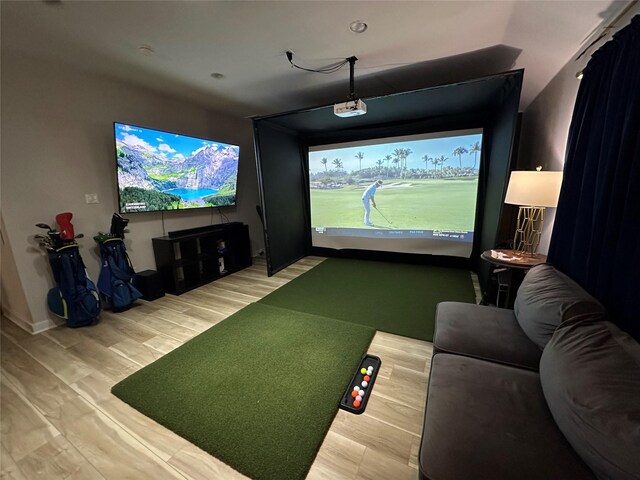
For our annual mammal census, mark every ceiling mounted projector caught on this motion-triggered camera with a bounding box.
[334,99,367,117]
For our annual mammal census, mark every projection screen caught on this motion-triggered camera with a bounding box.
[308,128,483,257]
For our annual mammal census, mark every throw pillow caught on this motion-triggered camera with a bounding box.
[514,264,606,348]
[540,316,640,480]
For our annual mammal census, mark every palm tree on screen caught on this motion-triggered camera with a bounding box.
[431,157,439,174]
[469,142,481,170]
[320,157,328,172]
[453,147,468,169]
[384,154,393,174]
[392,149,403,174]
[332,158,343,171]
[392,156,401,174]
[404,148,413,171]
[355,151,365,172]
[376,159,384,173]
[422,154,430,170]
[438,155,448,172]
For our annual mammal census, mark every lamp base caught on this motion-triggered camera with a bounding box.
[513,206,545,255]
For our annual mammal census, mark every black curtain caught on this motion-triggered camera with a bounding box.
[548,15,640,340]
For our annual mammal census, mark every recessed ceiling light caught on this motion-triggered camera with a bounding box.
[349,20,368,34]
[210,73,225,80]
[137,45,155,56]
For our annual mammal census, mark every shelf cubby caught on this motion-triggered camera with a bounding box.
[152,222,251,295]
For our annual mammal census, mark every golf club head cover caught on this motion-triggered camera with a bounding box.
[110,213,129,238]
[56,212,75,241]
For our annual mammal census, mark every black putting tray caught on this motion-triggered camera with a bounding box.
[339,354,381,414]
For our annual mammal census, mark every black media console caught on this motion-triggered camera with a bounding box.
[152,222,252,295]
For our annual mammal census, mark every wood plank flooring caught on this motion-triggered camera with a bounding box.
[0,256,445,480]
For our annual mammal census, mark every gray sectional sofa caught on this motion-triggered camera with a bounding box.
[419,264,640,480]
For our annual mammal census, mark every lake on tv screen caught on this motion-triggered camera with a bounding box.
[164,188,219,201]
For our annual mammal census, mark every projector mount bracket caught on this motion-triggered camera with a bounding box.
[285,51,359,100]
[285,51,366,116]
[346,56,358,101]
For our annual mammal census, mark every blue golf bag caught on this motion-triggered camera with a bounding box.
[46,244,101,328]
[94,213,141,311]
[96,237,142,311]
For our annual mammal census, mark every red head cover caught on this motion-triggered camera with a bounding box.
[55,212,75,241]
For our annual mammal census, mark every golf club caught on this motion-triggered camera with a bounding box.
[374,206,393,225]
[34,233,54,251]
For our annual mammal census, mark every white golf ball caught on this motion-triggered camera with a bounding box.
[359,390,366,397]
[361,381,368,388]
[354,386,360,392]
[367,368,374,375]
[356,395,362,402]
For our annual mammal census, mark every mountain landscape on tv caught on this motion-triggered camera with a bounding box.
[115,123,239,212]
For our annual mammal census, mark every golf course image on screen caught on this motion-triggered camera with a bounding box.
[308,129,483,257]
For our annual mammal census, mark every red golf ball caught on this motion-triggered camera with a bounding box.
[364,375,371,382]
[353,400,361,408]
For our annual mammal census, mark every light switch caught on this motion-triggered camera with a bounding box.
[85,193,99,204]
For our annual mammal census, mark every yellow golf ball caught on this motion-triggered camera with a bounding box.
[361,368,367,374]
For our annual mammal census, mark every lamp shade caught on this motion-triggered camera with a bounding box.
[505,171,563,207]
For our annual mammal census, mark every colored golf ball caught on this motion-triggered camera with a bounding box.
[364,375,370,382]
[361,381,368,388]
[356,395,362,402]
[361,368,367,374]
[351,390,358,398]
[353,400,361,408]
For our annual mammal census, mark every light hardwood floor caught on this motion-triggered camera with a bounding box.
[1,256,434,480]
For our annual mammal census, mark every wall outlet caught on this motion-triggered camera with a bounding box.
[85,193,99,204]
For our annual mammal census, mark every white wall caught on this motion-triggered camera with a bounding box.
[517,54,583,253]
[0,52,263,332]
[1,215,34,330]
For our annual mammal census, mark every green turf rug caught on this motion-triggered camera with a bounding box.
[259,257,476,341]
[112,303,375,480]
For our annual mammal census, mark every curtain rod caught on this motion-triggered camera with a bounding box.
[575,0,638,61]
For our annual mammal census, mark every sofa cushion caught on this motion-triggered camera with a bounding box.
[419,353,595,480]
[540,316,640,480]
[433,301,541,370]
[514,264,607,349]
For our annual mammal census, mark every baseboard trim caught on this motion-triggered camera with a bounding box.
[3,308,60,335]
[31,318,60,334]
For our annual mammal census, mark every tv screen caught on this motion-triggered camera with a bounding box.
[308,129,483,257]
[114,122,240,213]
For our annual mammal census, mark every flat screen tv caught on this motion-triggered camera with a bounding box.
[308,128,483,257]
[114,122,240,213]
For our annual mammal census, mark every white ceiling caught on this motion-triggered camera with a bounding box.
[1,1,629,118]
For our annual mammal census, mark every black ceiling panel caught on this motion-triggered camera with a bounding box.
[254,70,522,134]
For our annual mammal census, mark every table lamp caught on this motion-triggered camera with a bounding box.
[504,168,563,255]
